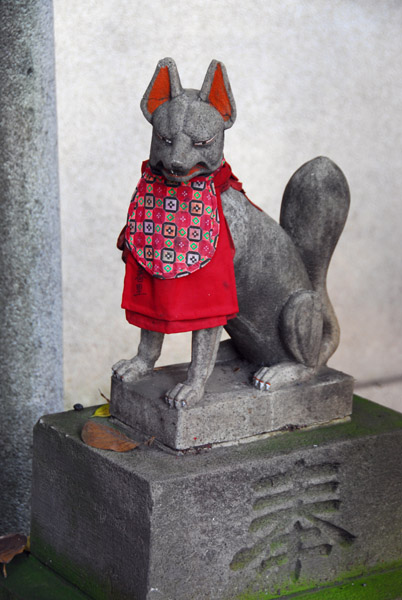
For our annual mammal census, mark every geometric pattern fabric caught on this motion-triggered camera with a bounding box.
[125,163,221,278]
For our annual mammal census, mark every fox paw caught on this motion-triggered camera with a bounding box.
[165,383,204,409]
[112,356,150,384]
[253,367,272,391]
[253,362,315,391]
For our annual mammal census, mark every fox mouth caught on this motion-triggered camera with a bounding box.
[152,161,210,182]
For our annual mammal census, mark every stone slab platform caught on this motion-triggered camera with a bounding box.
[31,396,402,600]
[110,359,354,450]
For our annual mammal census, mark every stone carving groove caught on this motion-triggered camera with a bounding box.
[230,460,355,579]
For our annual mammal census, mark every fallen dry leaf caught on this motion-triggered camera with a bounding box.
[144,436,156,447]
[81,420,139,452]
[0,533,27,578]
[91,404,111,418]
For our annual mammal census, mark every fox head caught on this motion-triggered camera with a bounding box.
[141,58,236,182]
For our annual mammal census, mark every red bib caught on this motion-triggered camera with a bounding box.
[121,160,242,334]
[126,163,221,279]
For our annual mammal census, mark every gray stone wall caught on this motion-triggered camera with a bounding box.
[0,0,63,533]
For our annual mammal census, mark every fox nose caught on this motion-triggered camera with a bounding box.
[170,161,186,175]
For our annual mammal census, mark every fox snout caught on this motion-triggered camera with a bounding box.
[170,160,186,175]
[155,131,195,177]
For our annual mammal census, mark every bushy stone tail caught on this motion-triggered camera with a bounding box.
[280,156,350,364]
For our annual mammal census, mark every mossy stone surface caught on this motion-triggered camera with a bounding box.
[1,556,401,599]
[235,564,402,599]
[0,554,90,599]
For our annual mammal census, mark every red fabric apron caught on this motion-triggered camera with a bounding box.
[121,161,242,334]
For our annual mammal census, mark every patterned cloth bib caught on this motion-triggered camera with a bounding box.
[125,163,223,279]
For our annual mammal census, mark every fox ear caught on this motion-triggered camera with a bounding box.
[141,57,183,123]
[199,60,236,129]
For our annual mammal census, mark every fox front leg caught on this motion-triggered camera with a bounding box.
[112,329,164,383]
[165,326,223,409]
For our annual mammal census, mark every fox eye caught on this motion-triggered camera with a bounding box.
[156,132,172,145]
[194,135,216,147]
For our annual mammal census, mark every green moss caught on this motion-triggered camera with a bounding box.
[274,556,288,568]
[0,554,90,600]
[234,561,402,600]
[250,514,275,533]
[270,541,284,552]
[259,556,289,574]
[235,395,402,463]
[29,533,109,600]
[230,539,269,571]
[2,557,402,600]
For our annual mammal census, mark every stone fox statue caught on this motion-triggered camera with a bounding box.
[112,58,350,409]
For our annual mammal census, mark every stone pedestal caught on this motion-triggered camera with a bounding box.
[30,396,402,600]
[110,358,354,450]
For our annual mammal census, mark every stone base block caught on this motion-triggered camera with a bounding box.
[31,397,402,600]
[110,359,354,450]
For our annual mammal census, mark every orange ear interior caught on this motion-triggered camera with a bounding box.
[147,66,171,114]
[208,63,232,121]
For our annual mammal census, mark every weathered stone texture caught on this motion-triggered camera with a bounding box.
[31,397,402,600]
[110,359,354,449]
[0,0,62,533]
